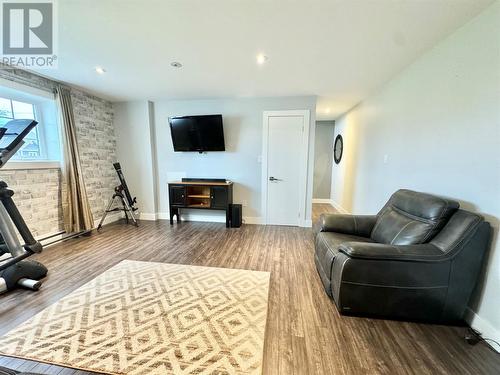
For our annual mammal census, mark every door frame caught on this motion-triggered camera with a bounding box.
[261,110,310,227]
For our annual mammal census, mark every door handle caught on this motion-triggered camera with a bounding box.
[269,176,282,181]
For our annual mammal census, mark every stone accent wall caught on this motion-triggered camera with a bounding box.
[0,69,117,236]
[72,90,117,219]
[0,168,63,237]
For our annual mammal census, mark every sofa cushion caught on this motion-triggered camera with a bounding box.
[371,189,459,245]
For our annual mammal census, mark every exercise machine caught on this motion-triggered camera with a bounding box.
[97,162,138,230]
[0,119,48,294]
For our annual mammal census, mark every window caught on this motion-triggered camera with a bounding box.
[0,83,60,164]
[0,97,42,159]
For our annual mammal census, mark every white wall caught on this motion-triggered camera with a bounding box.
[114,101,158,217]
[331,3,500,347]
[313,121,335,199]
[114,96,317,224]
[152,96,316,224]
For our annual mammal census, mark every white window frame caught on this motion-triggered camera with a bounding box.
[0,97,44,159]
[0,78,61,170]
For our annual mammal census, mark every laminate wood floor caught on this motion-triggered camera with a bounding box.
[1,204,499,374]
[312,203,337,223]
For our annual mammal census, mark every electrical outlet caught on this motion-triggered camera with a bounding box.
[383,154,389,164]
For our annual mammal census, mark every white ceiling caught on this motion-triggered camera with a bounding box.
[41,0,493,119]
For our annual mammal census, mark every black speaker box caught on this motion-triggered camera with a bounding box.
[229,204,242,228]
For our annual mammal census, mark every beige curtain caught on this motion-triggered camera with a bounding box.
[55,85,94,232]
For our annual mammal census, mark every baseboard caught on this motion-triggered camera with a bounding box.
[243,216,263,225]
[464,307,500,353]
[93,212,123,228]
[157,212,169,220]
[330,200,349,214]
[301,219,312,228]
[312,198,333,204]
[139,212,158,221]
[313,198,350,215]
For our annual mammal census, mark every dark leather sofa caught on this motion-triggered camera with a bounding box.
[314,189,491,323]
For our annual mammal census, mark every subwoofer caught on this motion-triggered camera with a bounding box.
[229,204,242,228]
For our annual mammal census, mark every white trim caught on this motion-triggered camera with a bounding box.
[93,211,123,228]
[302,219,312,228]
[312,199,349,216]
[312,198,333,204]
[261,112,269,224]
[1,161,60,170]
[139,212,158,221]
[0,77,54,101]
[261,110,310,227]
[0,78,60,164]
[331,200,349,214]
[157,212,169,220]
[33,104,49,160]
[243,216,263,225]
[465,307,500,353]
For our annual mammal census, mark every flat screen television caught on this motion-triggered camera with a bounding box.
[169,114,225,152]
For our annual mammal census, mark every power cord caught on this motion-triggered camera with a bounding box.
[464,327,500,354]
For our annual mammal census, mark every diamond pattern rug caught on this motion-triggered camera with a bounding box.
[0,260,271,374]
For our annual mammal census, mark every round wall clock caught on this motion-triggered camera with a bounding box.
[334,134,343,164]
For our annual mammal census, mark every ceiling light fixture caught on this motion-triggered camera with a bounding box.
[95,66,106,74]
[256,54,268,65]
[325,108,331,114]
[170,61,182,68]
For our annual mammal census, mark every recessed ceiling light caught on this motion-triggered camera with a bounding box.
[325,108,331,114]
[95,66,106,74]
[256,54,268,65]
[170,61,182,68]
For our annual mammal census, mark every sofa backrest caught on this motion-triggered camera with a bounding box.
[371,189,459,245]
[430,209,486,253]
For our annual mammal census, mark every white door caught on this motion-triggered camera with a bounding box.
[264,112,308,226]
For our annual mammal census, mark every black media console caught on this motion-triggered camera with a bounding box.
[168,179,233,227]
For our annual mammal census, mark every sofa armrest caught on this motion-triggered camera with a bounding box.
[317,214,377,237]
[339,242,445,262]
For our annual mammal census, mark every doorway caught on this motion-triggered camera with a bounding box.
[262,110,310,226]
[312,120,335,202]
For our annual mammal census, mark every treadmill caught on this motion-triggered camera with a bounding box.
[0,119,47,294]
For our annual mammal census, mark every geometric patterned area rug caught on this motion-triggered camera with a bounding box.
[0,260,271,375]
